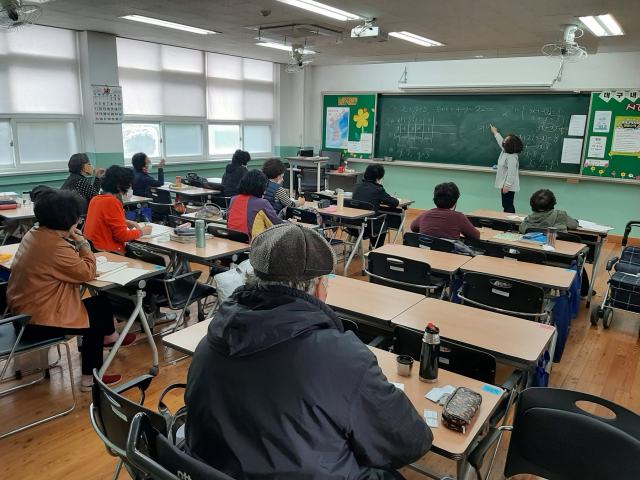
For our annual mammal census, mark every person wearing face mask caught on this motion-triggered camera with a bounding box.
[490,125,523,213]
[261,158,305,215]
[61,153,105,207]
[131,152,165,197]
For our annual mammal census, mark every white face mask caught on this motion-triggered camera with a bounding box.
[146,164,153,173]
[277,176,284,184]
[125,188,133,200]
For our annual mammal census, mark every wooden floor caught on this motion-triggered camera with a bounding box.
[1,211,638,480]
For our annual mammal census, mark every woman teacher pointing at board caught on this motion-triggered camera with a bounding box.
[490,125,523,213]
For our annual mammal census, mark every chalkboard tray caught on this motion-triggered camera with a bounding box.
[375,93,591,174]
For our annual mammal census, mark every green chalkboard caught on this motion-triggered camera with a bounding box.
[375,93,591,173]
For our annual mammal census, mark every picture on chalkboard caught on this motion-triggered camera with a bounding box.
[611,116,640,156]
[325,107,349,148]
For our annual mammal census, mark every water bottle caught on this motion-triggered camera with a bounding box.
[419,323,440,383]
[546,227,557,247]
[337,189,344,210]
[195,219,205,248]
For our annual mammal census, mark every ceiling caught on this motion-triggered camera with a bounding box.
[32,0,640,66]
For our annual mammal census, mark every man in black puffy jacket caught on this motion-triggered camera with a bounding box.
[185,223,432,479]
[221,149,250,197]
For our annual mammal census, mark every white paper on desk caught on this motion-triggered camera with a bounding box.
[95,256,129,276]
[561,138,583,164]
[577,220,614,232]
[390,382,405,391]
[568,115,587,136]
[507,215,526,221]
[97,267,151,286]
[141,224,168,238]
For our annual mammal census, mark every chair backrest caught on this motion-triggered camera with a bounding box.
[284,206,320,225]
[524,227,582,244]
[304,192,333,203]
[459,272,545,319]
[341,318,359,335]
[344,198,375,212]
[504,387,640,479]
[125,244,166,267]
[91,373,166,456]
[368,251,432,295]
[403,232,456,254]
[145,186,172,205]
[127,413,234,480]
[469,217,517,232]
[168,215,193,228]
[484,242,546,265]
[206,195,231,210]
[207,225,250,244]
[392,325,496,384]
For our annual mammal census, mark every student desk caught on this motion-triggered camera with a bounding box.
[285,156,328,194]
[0,204,36,245]
[478,228,588,260]
[467,209,609,307]
[325,274,423,328]
[392,298,555,375]
[460,255,576,291]
[307,201,376,276]
[370,346,502,480]
[179,211,226,225]
[0,246,166,378]
[163,318,211,356]
[325,170,364,191]
[123,195,151,206]
[380,198,415,243]
[159,185,220,196]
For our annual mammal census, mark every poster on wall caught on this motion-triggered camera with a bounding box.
[592,111,612,133]
[92,85,123,124]
[611,116,640,155]
[325,107,349,148]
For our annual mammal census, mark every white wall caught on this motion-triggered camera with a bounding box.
[278,65,306,148]
[305,51,640,144]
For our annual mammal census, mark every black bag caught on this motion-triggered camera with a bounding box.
[183,172,208,188]
[158,383,188,450]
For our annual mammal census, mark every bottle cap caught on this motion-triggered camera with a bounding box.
[426,323,439,334]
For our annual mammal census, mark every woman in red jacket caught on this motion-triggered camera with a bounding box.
[84,165,152,253]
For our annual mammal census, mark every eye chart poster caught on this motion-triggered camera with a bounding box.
[92,85,123,124]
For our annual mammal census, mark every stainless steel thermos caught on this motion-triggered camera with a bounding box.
[419,323,440,383]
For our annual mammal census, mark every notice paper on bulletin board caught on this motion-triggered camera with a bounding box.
[92,85,123,124]
[582,91,640,180]
[322,94,376,159]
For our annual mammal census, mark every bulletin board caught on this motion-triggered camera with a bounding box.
[322,94,376,160]
[582,90,640,180]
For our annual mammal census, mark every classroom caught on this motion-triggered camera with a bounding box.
[0,0,639,479]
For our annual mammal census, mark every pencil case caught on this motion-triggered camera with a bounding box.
[441,386,482,434]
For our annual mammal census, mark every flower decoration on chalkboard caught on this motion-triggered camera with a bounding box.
[590,166,595,171]
[353,108,369,130]
[611,171,616,176]
[636,175,640,180]
[629,173,635,178]
[598,169,604,175]
[621,172,626,177]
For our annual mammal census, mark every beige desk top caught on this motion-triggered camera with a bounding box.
[307,201,375,220]
[370,346,502,457]
[321,194,414,209]
[460,255,576,290]
[180,212,225,223]
[393,298,555,365]
[123,195,151,206]
[159,185,220,195]
[467,209,610,237]
[372,244,472,275]
[134,224,249,261]
[326,170,364,176]
[326,275,424,323]
[0,204,35,220]
[163,319,211,355]
[477,228,587,258]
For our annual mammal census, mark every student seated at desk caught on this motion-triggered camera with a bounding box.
[131,152,165,196]
[410,182,480,241]
[519,189,579,234]
[261,157,305,214]
[84,165,152,253]
[221,149,250,198]
[61,153,105,206]
[7,189,135,391]
[185,224,432,479]
[227,169,290,240]
[351,164,399,248]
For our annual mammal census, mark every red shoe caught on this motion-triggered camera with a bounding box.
[80,374,122,392]
[103,332,136,349]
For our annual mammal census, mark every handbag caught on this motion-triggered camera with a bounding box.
[441,386,482,433]
[158,383,188,450]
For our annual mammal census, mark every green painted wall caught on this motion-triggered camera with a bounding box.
[350,162,640,235]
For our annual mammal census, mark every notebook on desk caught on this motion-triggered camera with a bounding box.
[95,256,128,277]
[95,256,152,286]
[140,223,168,238]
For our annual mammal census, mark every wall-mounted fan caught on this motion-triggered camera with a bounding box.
[542,24,588,81]
[286,45,314,74]
[0,0,42,32]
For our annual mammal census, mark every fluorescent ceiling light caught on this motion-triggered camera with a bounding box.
[256,42,315,54]
[578,14,624,36]
[276,0,361,21]
[389,31,444,47]
[399,81,555,92]
[119,15,218,35]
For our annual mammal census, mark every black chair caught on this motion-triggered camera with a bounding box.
[524,227,582,243]
[168,215,193,228]
[344,199,390,254]
[127,412,234,480]
[90,370,168,479]
[458,272,550,322]
[366,251,446,297]
[0,312,76,439]
[207,225,250,244]
[341,318,359,335]
[303,191,334,203]
[483,242,546,265]
[469,217,517,232]
[468,387,640,480]
[284,206,321,225]
[145,186,173,205]
[403,232,456,254]
[297,168,326,195]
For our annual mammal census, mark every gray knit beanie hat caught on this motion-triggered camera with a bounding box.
[250,223,336,281]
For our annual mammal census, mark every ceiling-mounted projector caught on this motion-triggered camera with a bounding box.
[351,19,388,43]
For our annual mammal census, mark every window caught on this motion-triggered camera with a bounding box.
[165,124,203,157]
[208,124,239,155]
[16,122,78,164]
[243,125,271,154]
[122,123,161,160]
[0,122,13,166]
